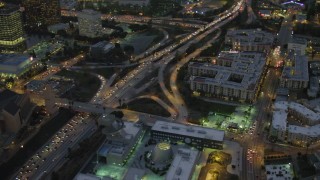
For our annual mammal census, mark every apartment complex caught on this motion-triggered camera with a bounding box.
[151,120,224,150]
[189,51,266,102]
[270,101,320,146]
[23,0,61,29]
[288,36,307,55]
[78,9,103,38]
[0,3,25,53]
[0,54,37,79]
[279,54,309,89]
[225,29,274,52]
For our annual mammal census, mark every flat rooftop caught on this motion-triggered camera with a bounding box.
[281,55,309,81]
[166,148,199,180]
[265,164,293,180]
[288,36,307,45]
[0,54,31,66]
[189,51,266,91]
[226,29,274,45]
[152,121,225,142]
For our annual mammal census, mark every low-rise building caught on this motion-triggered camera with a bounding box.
[279,54,309,89]
[265,163,294,180]
[225,29,274,52]
[89,41,115,60]
[0,54,37,79]
[151,120,224,150]
[189,51,266,103]
[288,36,307,55]
[165,148,199,180]
[97,119,143,165]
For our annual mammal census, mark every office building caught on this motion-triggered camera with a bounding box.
[151,121,224,150]
[288,36,307,55]
[279,54,309,89]
[23,0,61,29]
[165,148,199,180]
[225,29,274,52]
[0,89,34,133]
[189,51,266,103]
[78,9,102,38]
[0,3,25,53]
[0,54,37,79]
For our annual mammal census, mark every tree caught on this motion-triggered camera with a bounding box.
[124,45,135,55]
[111,111,124,119]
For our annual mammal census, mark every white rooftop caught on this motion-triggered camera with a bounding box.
[288,124,320,137]
[272,101,320,137]
[189,51,266,91]
[152,121,224,142]
[265,164,293,180]
[165,148,199,180]
[281,55,309,81]
[274,101,320,123]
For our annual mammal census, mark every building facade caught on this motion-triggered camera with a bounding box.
[151,121,224,150]
[165,148,199,180]
[0,3,26,53]
[279,54,309,89]
[23,0,61,30]
[188,51,266,103]
[270,101,320,146]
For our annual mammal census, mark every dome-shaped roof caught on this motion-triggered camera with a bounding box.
[151,142,173,163]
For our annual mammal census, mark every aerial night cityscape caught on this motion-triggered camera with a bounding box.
[1,0,320,180]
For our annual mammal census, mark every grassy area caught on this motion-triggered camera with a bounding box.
[125,98,171,117]
[0,109,75,179]
[57,69,101,102]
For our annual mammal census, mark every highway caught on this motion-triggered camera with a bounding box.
[13,1,245,179]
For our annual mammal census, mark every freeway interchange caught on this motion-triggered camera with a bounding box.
[13,1,245,179]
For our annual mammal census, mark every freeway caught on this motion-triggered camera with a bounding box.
[13,1,245,179]
[103,1,245,113]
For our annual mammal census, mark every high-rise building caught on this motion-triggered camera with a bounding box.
[23,0,61,30]
[0,2,26,53]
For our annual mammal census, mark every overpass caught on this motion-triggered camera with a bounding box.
[53,98,173,126]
